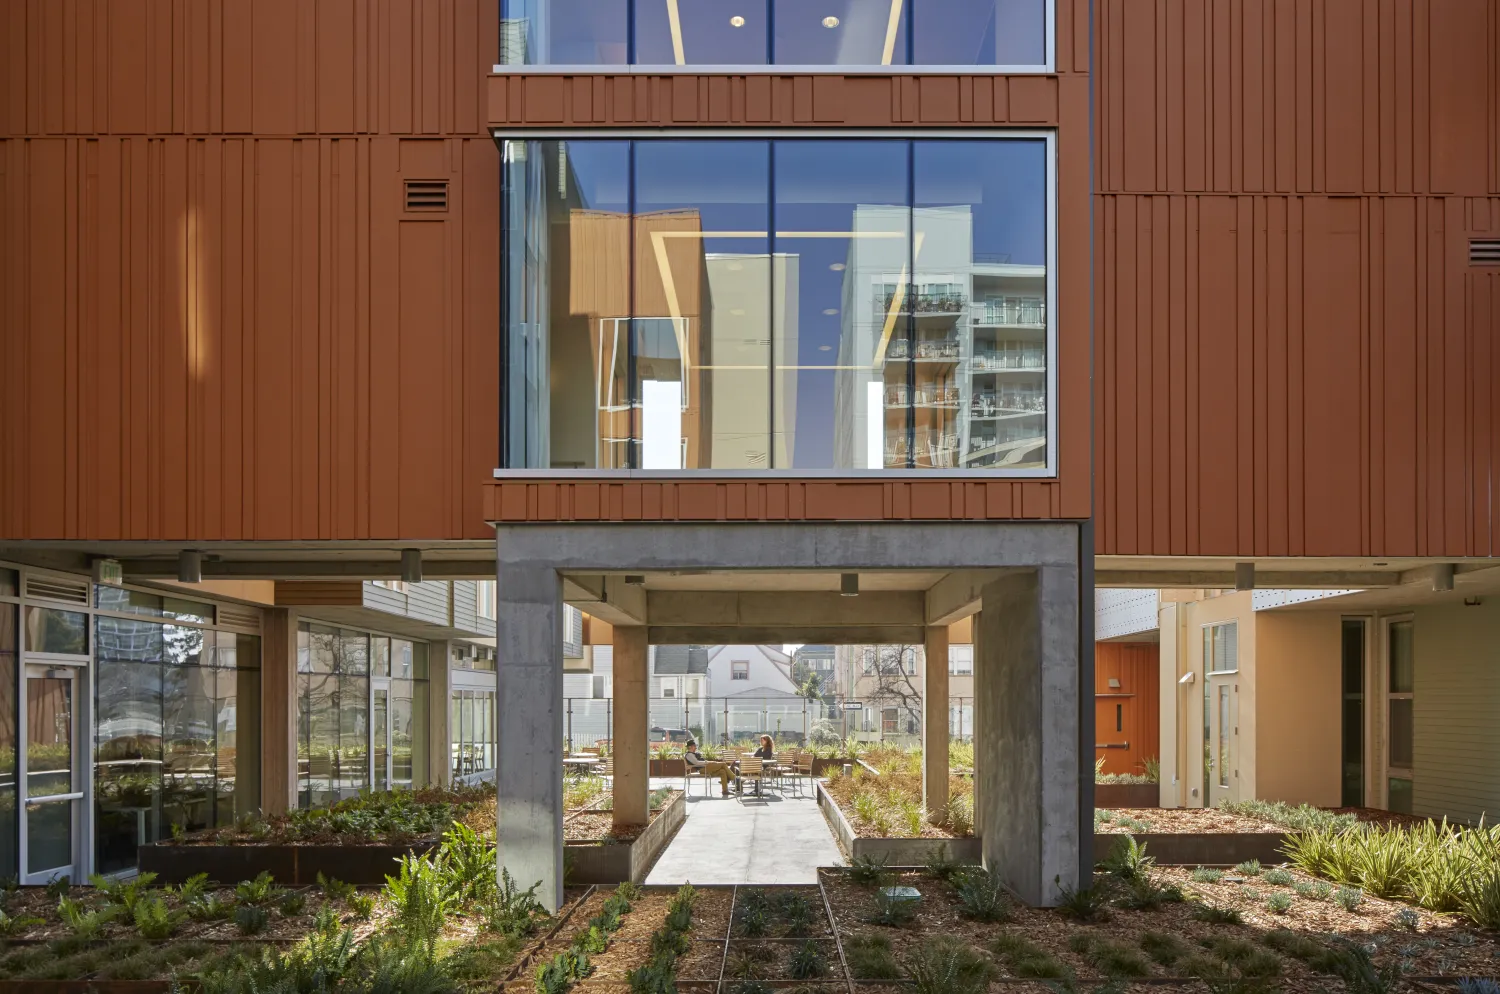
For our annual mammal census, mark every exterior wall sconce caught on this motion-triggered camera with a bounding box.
[177,550,203,584]
[840,573,859,597]
[1234,562,1255,591]
[1432,564,1455,591]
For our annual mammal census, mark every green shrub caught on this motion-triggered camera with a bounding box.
[846,853,888,885]
[1190,902,1243,925]
[1055,880,1110,921]
[1322,940,1402,994]
[349,892,376,920]
[58,896,116,938]
[1293,878,1332,901]
[866,881,917,927]
[133,894,180,940]
[902,936,992,994]
[1222,799,1360,833]
[1071,932,1152,977]
[0,908,41,936]
[277,890,307,916]
[1334,886,1364,912]
[788,939,828,979]
[1139,930,1191,967]
[953,865,1011,921]
[1234,859,1262,877]
[1116,874,1185,910]
[1265,892,1293,915]
[384,854,454,962]
[234,871,282,906]
[1192,866,1225,883]
[44,876,71,900]
[437,820,498,905]
[774,890,812,935]
[316,872,357,903]
[1263,868,1293,886]
[1458,867,1500,929]
[173,872,210,904]
[91,871,157,912]
[992,933,1069,979]
[737,903,770,937]
[1100,834,1154,881]
[232,904,269,935]
[488,869,545,938]
[844,933,902,979]
[536,948,590,993]
[924,844,963,881]
[186,893,234,921]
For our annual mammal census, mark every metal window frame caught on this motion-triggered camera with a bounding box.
[493,0,1055,73]
[496,128,1060,479]
[1380,614,1415,802]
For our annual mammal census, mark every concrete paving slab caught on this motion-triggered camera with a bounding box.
[644,787,843,886]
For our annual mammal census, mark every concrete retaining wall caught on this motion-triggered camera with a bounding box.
[816,782,981,866]
[565,791,687,884]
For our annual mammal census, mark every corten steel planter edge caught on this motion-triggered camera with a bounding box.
[1093,831,1296,867]
[137,839,438,885]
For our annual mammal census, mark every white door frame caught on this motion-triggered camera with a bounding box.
[19,660,86,885]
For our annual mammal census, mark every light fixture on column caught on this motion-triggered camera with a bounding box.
[1432,563,1455,592]
[1234,562,1255,592]
[840,573,859,597]
[401,549,423,584]
[178,550,203,584]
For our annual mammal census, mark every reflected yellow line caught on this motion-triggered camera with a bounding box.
[667,0,685,64]
[882,0,904,65]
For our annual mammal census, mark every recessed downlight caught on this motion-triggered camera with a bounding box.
[823,15,840,27]
[730,14,745,26]
[829,262,845,271]
[822,308,838,315]
[819,345,832,351]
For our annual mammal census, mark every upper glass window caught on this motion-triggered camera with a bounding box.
[502,137,1053,473]
[500,0,1048,67]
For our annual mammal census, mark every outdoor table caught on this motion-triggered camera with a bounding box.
[562,757,602,776]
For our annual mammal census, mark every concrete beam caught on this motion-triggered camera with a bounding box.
[1094,570,1403,588]
[562,575,648,626]
[925,569,1010,625]
[649,626,927,645]
[116,559,498,580]
[646,590,925,628]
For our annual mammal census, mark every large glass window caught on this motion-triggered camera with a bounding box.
[501,0,1048,67]
[451,690,498,781]
[503,137,1053,473]
[95,620,260,875]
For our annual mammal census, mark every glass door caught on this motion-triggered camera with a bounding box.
[372,682,391,792]
[21,665,79,884]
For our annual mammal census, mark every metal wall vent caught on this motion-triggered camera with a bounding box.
[405,180,448,213]
[1472,239,1500,266]
[24,573,91,605]
[217,605,262,633]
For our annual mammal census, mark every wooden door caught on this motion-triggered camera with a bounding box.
[1094,642,1160,777]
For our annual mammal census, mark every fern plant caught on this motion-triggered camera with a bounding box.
[133,894,181,940]
[234,871,283,906]
[316,872,356,903]
[902,936,992,994]
[953,865,1011,921]
[58,895,117,938]
[384,854,454,962]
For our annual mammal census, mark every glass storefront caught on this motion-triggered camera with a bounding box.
[500,0,1048,67]
[451,689,497,781]
[94,613,261,875]
[296,624,429,808]
[503,137,1053,473]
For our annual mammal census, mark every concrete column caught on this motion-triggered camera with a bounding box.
[922,625,950,819]
[259,608,300,816]
[427,640,452,787]
[975,568,1080,906]
[495,559,565,912]
[611,627,650,828]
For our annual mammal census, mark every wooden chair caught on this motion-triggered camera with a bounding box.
[737,758,766,799]
[790,752,814,796]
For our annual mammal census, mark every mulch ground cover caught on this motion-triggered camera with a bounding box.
[1096,807,1284,834]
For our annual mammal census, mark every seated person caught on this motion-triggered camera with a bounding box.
[683,740,736,797]
[753,734,775,761]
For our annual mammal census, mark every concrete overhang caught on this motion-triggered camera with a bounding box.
[1095,556,1500,590]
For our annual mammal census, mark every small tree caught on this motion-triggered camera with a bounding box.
[861,645,924,737]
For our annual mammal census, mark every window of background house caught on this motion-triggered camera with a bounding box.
[731,661,749,681]
[373,580,407,594]
[1387,619,1414,814]
[1204,622,1237,672]
[948,645,973,675]
[476,581,496,620]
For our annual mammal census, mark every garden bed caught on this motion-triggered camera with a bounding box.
[566,790,687,885]
[1094,806,1292,866]
[818,782,981,866]
[137,838,439,886]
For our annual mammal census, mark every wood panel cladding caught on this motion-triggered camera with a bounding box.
[0,135,500,542]
[0,0,495,137]
[1095,193,1500,558]
[1094,0,1500,196]
[487,73,1065,129]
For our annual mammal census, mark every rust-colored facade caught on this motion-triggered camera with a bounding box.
[3,0,1498,558]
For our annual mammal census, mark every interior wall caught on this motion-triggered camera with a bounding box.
[1409,599,1500,823]
[1253,610,1342,807]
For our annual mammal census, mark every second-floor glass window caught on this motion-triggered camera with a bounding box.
[500,0,1048,68]
[502,136,1054,474]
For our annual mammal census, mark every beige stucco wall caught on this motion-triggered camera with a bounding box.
[1253,611,1343,807]
[1410,600,1500,823]
[1177,591,1256,807]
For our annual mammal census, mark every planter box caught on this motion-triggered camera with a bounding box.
[138,839,436,886]
[649,758,686,777]
[1094,832,1294,867]
[566,791,687,885]
[816,782,980,866]
[1094,783,1160,808]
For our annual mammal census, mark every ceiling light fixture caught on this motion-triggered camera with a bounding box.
[840,573,859,597]
[823,308,838,315]
[401,548,424,584]
[829,263,845,271]
[819,345,832,351]
[823,15,840,27]
[730,14,744,26]
[178,550,203,584]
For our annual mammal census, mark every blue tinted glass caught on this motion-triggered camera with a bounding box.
[914,139,1047,469]
[633,141,771,468]
[636,0,769,64]
[772,141,909,469]
[914,0,1045,66]
[501,0,628,64]
[773,0,908,65]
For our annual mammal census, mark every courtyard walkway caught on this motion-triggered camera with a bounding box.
[644,779,842,885]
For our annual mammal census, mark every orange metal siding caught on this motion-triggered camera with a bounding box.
[1094,0,1500,558]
